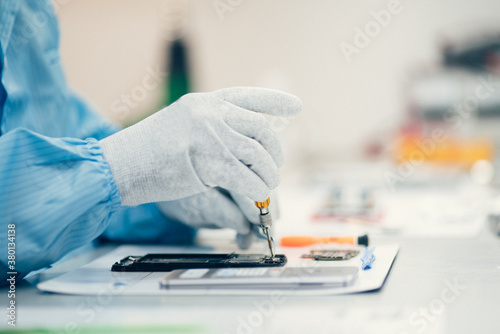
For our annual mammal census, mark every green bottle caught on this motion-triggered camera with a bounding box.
[166,38,190,106]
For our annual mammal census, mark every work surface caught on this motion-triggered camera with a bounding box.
[4,227,500,334]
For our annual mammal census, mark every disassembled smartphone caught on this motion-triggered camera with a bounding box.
[160,266,359,290]
[111,253,287,272]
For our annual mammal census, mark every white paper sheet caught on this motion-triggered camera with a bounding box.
[37,244,399,296]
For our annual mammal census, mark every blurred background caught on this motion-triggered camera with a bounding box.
[56,0,500,176]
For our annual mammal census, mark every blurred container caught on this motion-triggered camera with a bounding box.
[396,134,494,168]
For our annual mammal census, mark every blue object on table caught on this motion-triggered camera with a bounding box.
[361,247,376,270]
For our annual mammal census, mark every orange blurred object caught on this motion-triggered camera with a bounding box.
[396,135,494,168]
[280,235,368,247]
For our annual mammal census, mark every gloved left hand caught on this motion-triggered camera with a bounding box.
[157,188,279,249]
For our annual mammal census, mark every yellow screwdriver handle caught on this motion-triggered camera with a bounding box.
[254,198,270,209]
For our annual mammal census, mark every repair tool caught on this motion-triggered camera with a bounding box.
[280,234,369,247]
[254,198,274,258]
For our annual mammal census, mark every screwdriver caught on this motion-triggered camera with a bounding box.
[254,198,274,258]
[280,234,369,247]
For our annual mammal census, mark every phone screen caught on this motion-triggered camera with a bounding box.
[160,266,358,289]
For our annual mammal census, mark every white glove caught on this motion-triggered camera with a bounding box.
[100,87,302,206]
[157,188,280,249]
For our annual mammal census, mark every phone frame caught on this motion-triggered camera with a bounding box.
[111,253,287,272]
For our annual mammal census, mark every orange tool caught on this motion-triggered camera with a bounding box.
[280,234,369,247]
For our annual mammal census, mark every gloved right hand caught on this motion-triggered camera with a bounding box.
[99,87,302,206]
[157,187,280,249]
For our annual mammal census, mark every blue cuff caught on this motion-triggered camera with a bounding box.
[86,137,122,214]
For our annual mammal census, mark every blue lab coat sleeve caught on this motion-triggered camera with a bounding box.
[0,0,196,283]
[0,128,122,279]
[0,127,195,282]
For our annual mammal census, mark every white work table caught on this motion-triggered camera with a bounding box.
[4,227,500,334]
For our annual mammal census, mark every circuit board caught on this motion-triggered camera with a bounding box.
[301,249,360,261]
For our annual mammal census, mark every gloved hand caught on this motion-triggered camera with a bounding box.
[100,87,302,206]
[157,188,280,249]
